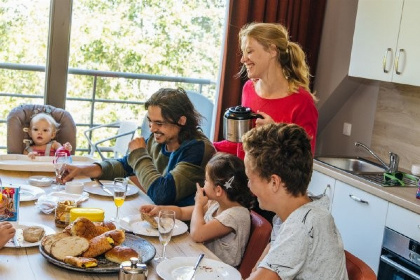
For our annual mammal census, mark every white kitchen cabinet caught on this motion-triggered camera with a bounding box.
[308,170,335,211]
[386,203,420,243]
[349,0,420,86]
[331,180,388,274]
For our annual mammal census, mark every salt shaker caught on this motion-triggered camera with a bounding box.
[118,257,148,280]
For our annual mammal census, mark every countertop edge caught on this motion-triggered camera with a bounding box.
[313,160,420,215]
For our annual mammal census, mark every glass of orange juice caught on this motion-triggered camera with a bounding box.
[112,177,128,227]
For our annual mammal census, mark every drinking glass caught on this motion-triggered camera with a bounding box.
[155,210,175,262]
[53,152,69,190]
[112,177,128,227]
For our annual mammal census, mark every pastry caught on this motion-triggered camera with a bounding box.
[104,229,125,246]
[141,212,158,229]
[23,226,45,243]
[71,217,98,240]
[50,236,89,261]
[63,256,98,268]
[82,234,114,258]
[105,246,139,264]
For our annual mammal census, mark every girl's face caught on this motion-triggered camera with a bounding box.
[240,36,276,79]
[29,119,56,146]
[202,171,218,199]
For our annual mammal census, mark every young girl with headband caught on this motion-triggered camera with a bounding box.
[140,152,255,267]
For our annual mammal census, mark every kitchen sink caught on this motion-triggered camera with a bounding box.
[315,156,386,174]
[315,156,418,187]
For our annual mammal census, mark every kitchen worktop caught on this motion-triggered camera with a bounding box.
[314,160,420,215]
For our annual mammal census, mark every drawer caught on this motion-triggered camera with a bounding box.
[386,203,420,243]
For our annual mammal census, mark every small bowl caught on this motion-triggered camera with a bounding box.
[28,176,53,187]
[65,181,85,194]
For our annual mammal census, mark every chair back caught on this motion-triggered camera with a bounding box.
[140,90,214,139]
[7,104,76,155]
[113,121,138,157]
[345,250,377,280]
[238,210,272,279]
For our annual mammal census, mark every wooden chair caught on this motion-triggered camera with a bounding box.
[238,210,272,279]
[345,250,377,280]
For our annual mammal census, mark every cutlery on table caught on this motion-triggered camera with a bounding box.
[189,253,204,280]
[93,178,113,196]
[13,228,22,248]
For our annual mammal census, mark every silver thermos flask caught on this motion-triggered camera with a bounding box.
[118,257,148,280]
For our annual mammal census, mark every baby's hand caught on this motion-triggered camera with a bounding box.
[27,151,38,159]
[63,142,72,152]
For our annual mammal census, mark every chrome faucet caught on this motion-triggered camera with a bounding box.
[355,142,399,173]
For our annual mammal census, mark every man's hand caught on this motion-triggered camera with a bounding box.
[62,164,102,183]
[128,137,146,152]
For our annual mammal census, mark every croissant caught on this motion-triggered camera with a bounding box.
[82,234,114,258]
[63,256,98,268]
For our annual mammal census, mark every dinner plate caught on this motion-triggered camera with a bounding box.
[0,154,95,172]
[28,176,54,187]
[156,256,241,280]
[119,214,188,237]
[5,222,55,248]
[83,180,139,197]
[39,233,155,273]
[19,184,46,201]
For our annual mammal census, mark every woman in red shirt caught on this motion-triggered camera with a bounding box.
[215,22,318,158]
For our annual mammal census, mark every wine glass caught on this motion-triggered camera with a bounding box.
[155,210,175,262]
[112,177,128,227]
[53,152,69,190]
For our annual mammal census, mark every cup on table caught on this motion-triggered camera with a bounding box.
[65,181,84,194]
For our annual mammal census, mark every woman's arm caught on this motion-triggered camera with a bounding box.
[139,204,194,221]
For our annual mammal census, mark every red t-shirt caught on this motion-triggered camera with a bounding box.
[215,80,318,158]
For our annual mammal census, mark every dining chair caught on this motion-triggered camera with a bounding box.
[238,210,272,279]
[140,90,214,139]
[84,120,138,160]
[6,104,76,155]
[345,250,377,280]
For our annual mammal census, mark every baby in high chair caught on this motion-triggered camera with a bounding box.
[23,113,72,159]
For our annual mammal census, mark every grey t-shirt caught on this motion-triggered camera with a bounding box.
[260,196,348,280]
[203,201,251,267]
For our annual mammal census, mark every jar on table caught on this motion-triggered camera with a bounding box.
[55,200,76,228]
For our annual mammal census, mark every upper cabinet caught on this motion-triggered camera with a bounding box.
[349,0,420,86]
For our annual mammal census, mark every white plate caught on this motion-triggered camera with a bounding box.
[83,180,139,197]
[48,191,89,203]
[28,176,54,187]
[119,214,188,237]
[5,222,55,248]
[0,154,95,172]
[18,185,46,201]
[156,257,241,280]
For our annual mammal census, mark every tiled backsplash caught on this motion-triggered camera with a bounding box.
[372,83,420,171]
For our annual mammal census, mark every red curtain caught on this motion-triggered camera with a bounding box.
[214,0,327,141]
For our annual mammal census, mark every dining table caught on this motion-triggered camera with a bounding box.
[0,168,222,280]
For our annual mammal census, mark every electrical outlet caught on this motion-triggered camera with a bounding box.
[343,122,352,136]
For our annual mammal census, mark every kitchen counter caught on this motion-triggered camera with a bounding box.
[314,160,420,215]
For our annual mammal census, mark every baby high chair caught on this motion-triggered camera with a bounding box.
[6,104,77,155]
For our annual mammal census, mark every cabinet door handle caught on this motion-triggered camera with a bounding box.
[394,48,405,75]
[349,194,369,204]
[383,48,393,73]
[323,184,331,195]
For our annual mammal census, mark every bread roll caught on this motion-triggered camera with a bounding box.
[71,217,98,240]
[82,234,114,258]
[63,256,98,268]
[23,226,45,243]
[41,232,71,254]
[50,236,89,261]
[104,229,125,245]
[141,212,158,229]
[105,246,139,264]
[93,221,116,235]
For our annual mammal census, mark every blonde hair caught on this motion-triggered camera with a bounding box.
[238,22,316,99]
[30,113,60,133]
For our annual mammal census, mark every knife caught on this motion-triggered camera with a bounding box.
[189,253,204,280]
[13,228,22,248]
[93,178,113,196]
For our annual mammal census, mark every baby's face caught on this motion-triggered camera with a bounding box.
[29,119,56,146]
